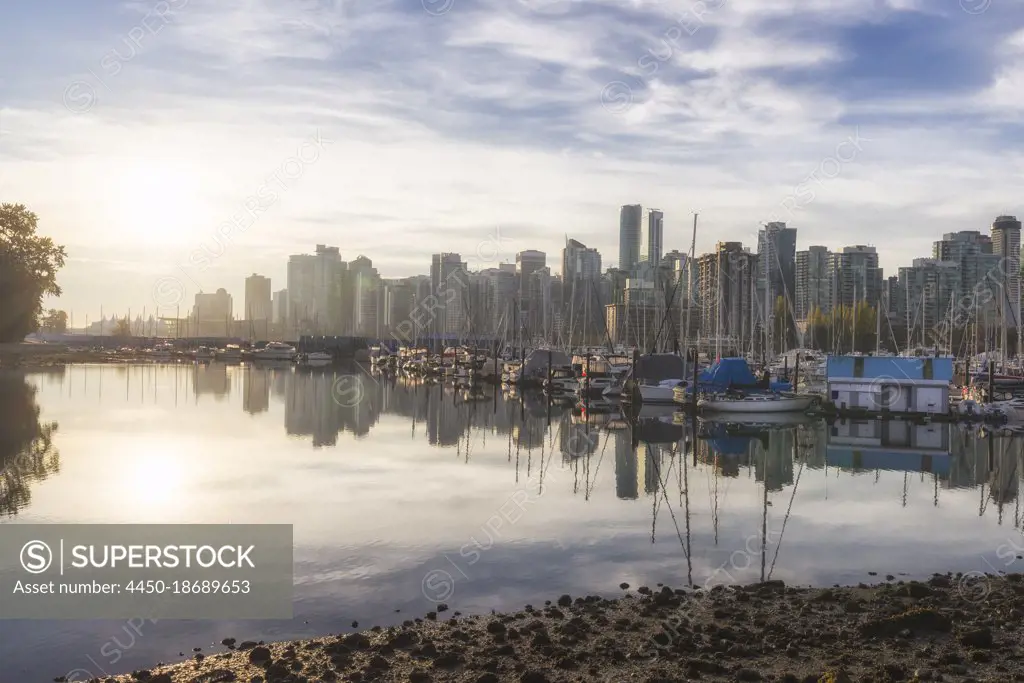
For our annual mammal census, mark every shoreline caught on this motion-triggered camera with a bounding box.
[93,573,1022,682]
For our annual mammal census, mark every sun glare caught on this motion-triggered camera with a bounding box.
[124,450,184,508]
[110,161,208,245]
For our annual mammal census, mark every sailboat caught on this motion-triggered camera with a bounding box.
[698,392,816,414]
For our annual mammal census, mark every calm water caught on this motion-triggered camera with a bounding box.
[1,363,1024,682]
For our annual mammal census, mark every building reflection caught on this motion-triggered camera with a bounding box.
[243,367,270,415]
[192,363,229,400]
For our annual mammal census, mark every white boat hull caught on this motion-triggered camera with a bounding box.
[638,383,682,404]
[699,395,815,413]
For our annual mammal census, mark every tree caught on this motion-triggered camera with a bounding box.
[39,309,68,333]
[0,204,67,342]
[113,317,131,336]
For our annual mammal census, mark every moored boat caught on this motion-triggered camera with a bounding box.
[253,341,297,361]
[698,392,816,413]
[297,351,332,367]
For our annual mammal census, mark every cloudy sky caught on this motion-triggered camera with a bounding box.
[1,0,1022,321]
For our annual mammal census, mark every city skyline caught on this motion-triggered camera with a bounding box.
[2,1,1020,319]
[64,211,1022,363]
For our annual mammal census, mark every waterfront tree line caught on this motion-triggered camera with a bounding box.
[0,204,67,342]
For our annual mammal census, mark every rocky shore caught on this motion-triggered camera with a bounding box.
[86,573,1024,683]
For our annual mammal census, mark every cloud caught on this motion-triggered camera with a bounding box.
[0,0,1021,316]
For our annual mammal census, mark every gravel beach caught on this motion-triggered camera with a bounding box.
[87,573,1024,683]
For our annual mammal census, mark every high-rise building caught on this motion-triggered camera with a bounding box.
[191,288,233,336]
[562,239,602,282]
[991,215,1022,329]
[932,230,1001,318]
[244,274,272,322]
[897,258,962,348]
[382,278,413,341]
[757,221,797,312]
[475,264,517,340]
[643,209,664,269]
[795,246,831,319]
[272,289,288,326]
[430,253,468,337]
[287,245,345,335]
[349,256,380,337]
[517,250,547,340]
[697,242,757,353]
[828,245,883,309]
[618,204,642,274]
[562,239,603,344]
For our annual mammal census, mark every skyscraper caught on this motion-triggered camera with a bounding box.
[349,256,380,337]
[795,246,831,319]
[697,242,757,352]
[287,245,345,335]
[618,204,642,274]
[272,289,288,326]
[517,251,548,340]
[562,239,603,344]
[991,215,1022,329]
[757,221,797,311]
[828,245,883,309]
[643,209,664,269]
[192,288,233,336]
[430,253,468,337]
[897,258,962,348]
[244,274,272,322]
[562,239,602,282]
[932,231,1001,318]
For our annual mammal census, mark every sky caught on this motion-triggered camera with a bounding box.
[1,0,1023,322]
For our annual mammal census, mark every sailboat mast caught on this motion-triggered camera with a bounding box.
[852,278,857,354]
[683,213,697,368]
[904,276,911,355]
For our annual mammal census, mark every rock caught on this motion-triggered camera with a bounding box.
[557,594,572,607]
[959,627,994,649]
[735,668,762,681]
[221,638,237,648]
[367,655,390,670]
[238,641,258,651]
[248,647,272,665]
[859,609,952,638]
[620,583,630,590]
[190,671,237,683]
[432,651,463,668]
[896,582,933,599]
[520,672,550,683]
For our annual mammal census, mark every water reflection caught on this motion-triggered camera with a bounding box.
[0,371,60,516]
[5,364,1024,681]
